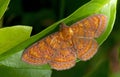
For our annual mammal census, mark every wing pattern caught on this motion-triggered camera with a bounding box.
[22,14,107,70]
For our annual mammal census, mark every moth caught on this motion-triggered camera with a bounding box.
[22,14,107,70]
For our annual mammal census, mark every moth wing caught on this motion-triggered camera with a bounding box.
[70,14,107,38]
[49,48,76,70]
[22,31,72,65]
[73,37,98,61]
[22,37,55,65]
[22,42,47,65]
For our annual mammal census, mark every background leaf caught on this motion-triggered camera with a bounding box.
[0,0,10,20]
[0,65,51,77]
[0,26,32,55]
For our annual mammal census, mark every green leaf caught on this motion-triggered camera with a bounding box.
[0,0,10,20]
[0,26,32,55]
[0,0,117,76]
[0,65,52,77]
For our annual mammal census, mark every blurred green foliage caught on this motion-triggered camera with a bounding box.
[0,26,32,54]
[0,0,119,77]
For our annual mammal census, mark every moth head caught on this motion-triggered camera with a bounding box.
[59,23,73,40]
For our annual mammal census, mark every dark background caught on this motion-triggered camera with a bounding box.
[3,0,120,77]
